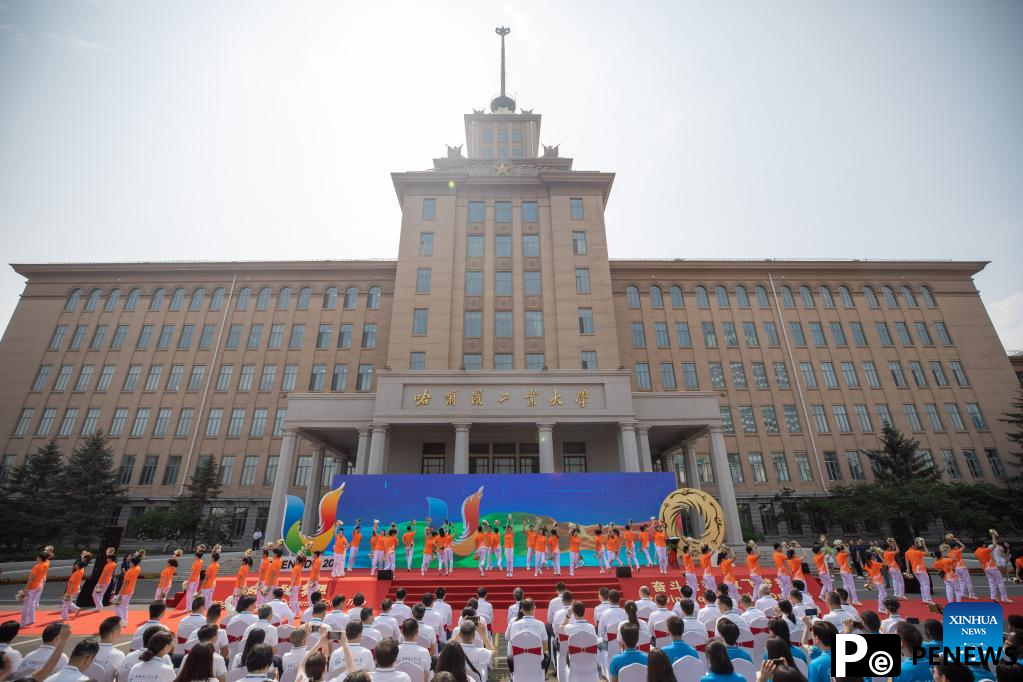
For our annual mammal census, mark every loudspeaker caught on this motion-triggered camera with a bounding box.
[377,569,394,580]
[615,566,632,578]
[76,526,124,608]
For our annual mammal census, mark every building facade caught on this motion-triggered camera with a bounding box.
[1,69,1019,543]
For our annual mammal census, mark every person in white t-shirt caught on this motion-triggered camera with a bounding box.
[120,626,172,681]
[596,590,627,643]
[696,590,722,626]
[0,620,25,674]
[267,588,296,626]
[396,619,432,682]
[507,598,548,675]
[243,606,280,649]
[15,623,70,679]
[181,625,227,680]
[752,584,779,617]
[879,596,905,633]
[434,588,454,638]
[282,628,311,675]
[375,600,401,642]
[130,602,168,652]
[43,637,99,682]
[328,621,375,674]
[324,595,351,633]
[368,638,411,682]
[458,620,495,682]
[737,595,765,628]
[634,587,657,616]
[676,599,704,637]
[94,616,126,674]
[177,600,207,647]
[127,631,176,682]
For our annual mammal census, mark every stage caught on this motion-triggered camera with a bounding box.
[5,565,1020,637]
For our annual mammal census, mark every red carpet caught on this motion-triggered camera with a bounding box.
[6,566,1018,637]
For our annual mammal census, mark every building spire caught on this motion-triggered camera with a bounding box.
[490,26,516,113]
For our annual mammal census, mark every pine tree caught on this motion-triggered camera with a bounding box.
[865,422,941,485]
[177,457,223,545]
[0,438,65,549]
[999,388,1023,488]
[60,431,126,549]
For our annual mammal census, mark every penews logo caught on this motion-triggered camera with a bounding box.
[833,634,902,677]
[942,602,1003,665]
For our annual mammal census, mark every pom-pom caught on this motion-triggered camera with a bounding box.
[111,595,122,605]
[15,590,26,602]
[244,549,253,558]
[173,549,183,558]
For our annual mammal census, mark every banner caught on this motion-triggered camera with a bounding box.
[279,472,679,567]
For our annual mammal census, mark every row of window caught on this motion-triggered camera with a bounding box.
[47,321,381,352]
[480,127,523,144]
[717,399,988,438]
[64,285,382,314]
[417,230,589,259]
[423,198,584,223]
[628,318,954,349]
[633,357,969,393]
[112,452,306,489]
[624,283,939,311]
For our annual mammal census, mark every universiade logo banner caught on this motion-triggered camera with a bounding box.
[941,602,1004,665]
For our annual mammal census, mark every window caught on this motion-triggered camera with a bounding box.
[580,351,597,370]
[825,323,846,348]
[81,408,101,436]
[894,322,913,346]
[89,325,108,350]
[417,232,434,258]
[331,364,348,391]
[572,231,587,255]
[282,366,297,392]
[409,352,426,371]
[779,286,795,308]
[843,323,865,349]
[792,452,812,481]
[83,288,101,311]
[889,362,907,387]
[752,362,769,388]
[525,311,544,337]
[136,455,159,485]
[521,201,538,222]
[913,322,933,346]
[144,365,163,392]
[841,362,859,387]
[833,405,852,432]
[679,362,698,389]
[660,363,677,390]
[630,322,646,347]
[196,323,215,350]
[821,362,838,388]
[467,201,485,222]
[740,322,759,347]
[771,452,790,481]
[702,322,717,347]
[248,409,267,437]
[216,365,233,391]
[635,363,652,390]
[675,322,692,347]
[493,353,513,370]
[722,322,739,347]
[488,272,511,298]
[762,406,779,432]
[263,455,280,485]
[854,404,872,432]
[715,285,730,307]
[525,353,545,370]
[495,234,512,258]
[188,365,205,391]
[942,449,961,479]
[176,408,194,437]
[210,287,226,310]
[186,287,205,311]
[366,286,381,309]
[800,362,817,388]
[749,453,767,483]
[32,365,52,391]
[118,456,136,485]
[494,201,512,222]
[788,322,806,346]
[109,324,128,350]
[523,271,542,295]
[811,405,829,432]
[921,403,942,431]
[461,354,482,371]
[466,234,484,257]
[903,404,923,431]
[465,271,484,296]
[986,449,1005,478]
[123,365,142,391]
[58,408,78,437]
[739,405,757,433]
[949,361,968,386]
[54,364,73,391]
[966,403,988,430]
[709,362,725,389]
[876,403,893,426]
[177,324,195,350]
[824,452,842,481]
[464,311,482,337]
[958,448,983,479]
[574,268,591,293]
[570,197,584,219]
[882,285,899,308]
[129,408,149,437]
[907,361,927,387]
[934,321,953,345]
[289,324,305,349]
[68,324,88,350]
[846,451,865,480]
[309,364,326,391]
[273,409,287,436]
[227,408,245,437]
[577,308,594,335]
[406,308,428,336]
[259,365,276,391]
[695,286,710,308]
[731,362,748,389]
[356,364,373,391]
[720,406,734,434]
[625,286,640,308]
[774,362,790,388]
[863,362,881,387]
[274,286,291,310]
[205,408,223,437]
[421,197,436,220]
[293,455,312,486]
[522,234,540,257]
[799,285,814,308]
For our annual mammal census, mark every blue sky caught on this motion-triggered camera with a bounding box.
[1,0,1021,348]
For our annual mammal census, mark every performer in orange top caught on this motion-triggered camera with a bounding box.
[347,521,363,572]
[60,552,91,622]
[288,550,305,615]
[638,524,653,567]
[933,545,958,604]
[682,543,699,593]
[402,522,417,573]
[308,550,323,592]
[548,527,562,576]
[369,527,382,576]
[883,538,906,600]
[718,546,737,596]
[231,549,253,605]
[904,538,933,604]
[183,544,206,610]
[745,543,763,595]
[622,524,639,572]
[653,524,668,574]
[475,524,490,577]
[115,553,143,625]
[201,545,221,606]
[606,529,622,569]
[835,540,861,605]
[863,548,887,613]
[434,528,449,576]
[503,517,515,577]
[20,546,53,626]
[811,545,832,599]
[420,528,436,576]
[488,524,501,571]
[532,527,548,576]
[332,524,349,578]
[523,521,537,571]
[155,550,181,602]
[262,543,284,606]
[386,529,399,572]
[699,545,715,590]
[92,547,118,611]
[772,544,791,595]
[787,546,806,586]
[568,526,582,577]
[944,534,975,599]
[976,529,1010,602]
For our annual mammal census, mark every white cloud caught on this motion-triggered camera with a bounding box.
[0,23,27,43]
[989,291,1023,353]
[50,33,116,55]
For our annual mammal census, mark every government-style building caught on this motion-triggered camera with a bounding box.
[1,33,1018,543]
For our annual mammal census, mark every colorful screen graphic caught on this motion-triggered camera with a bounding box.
[280,472,678,567]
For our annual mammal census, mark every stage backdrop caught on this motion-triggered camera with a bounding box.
[279,472,681,568]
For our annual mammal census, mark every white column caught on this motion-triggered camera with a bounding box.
[619,421,641,472]
[637,426,653,472]
[303,446,325,533]
[366,423,389,475]
[453,423,471,474]
[685,443,701,489]
[708,427,743,544]
[537,422,555,473]
[266,430,298,541]
[353,427,370,475]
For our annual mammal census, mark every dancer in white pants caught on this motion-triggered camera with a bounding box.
[59,554,90,622]
[332,524,348,578]
[978,531,1011,602]
[935,545,959,604]
[835,542,860,605]
[550,530,562,575]
[639,526,654,567]
[114,555,142,625]
[883,539,906,600]
[945,536,975,599]
[20,547,54,626]
[402,523,416,572]
[654,525,669,574]
[420,531,436,576]
[92,547,118,611]
[347,523,363,571]
[905,538,933,604]
[504,522,515,577]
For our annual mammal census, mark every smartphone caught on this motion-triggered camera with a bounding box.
[852,622,864,630]
[328,631,344,641]
[805,607,818,617]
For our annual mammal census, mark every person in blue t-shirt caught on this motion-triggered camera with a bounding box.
[717,619,753,663]
[764,619,808,663]
[932,662,977,682]
[700,640,747,682]
[608,622,648,682]
[659,616,699,664]
[891,622,932,682]
[805,620,837,682]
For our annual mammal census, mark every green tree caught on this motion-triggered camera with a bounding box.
[129,457,224,546]
[177,457,223,545]
[1000,388,1023,490]
[59,432,126,549]
[865,422,940,485]
[0,438,65,549]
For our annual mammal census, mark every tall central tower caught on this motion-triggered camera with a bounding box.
[386,27,621,374]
